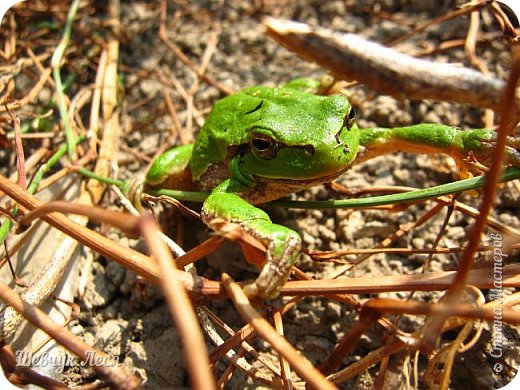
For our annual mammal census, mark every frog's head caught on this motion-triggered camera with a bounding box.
[234,86,359,186]
[191,85,360,190]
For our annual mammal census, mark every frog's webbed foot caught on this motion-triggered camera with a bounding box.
[202,187,301,300]
[204,215,301,300]
[128,173,146,213]
[240,223,301,299]
[458,135,520,178]
[501,136,520,166]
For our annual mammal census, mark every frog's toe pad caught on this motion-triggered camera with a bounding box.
[243,280,280,300]
[243,283,260,299]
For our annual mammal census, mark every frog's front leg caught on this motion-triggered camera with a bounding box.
[201,179,301,299]
[357,124,520,174]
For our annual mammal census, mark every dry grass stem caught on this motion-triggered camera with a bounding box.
[222,273,338,390]
[139,214,216,389]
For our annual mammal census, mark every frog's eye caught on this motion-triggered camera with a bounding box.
[250,134,279,159]
[344,106,356,130]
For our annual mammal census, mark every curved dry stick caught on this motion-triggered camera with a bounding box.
[264,18,520,121]
[139,215,216,390]
[0,175,219,299]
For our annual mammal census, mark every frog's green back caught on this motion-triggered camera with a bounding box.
[191,85,355,181]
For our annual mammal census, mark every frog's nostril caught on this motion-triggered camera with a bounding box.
[334,142,349,156]
[303,144,315,155]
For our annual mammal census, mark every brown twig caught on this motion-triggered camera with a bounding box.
[159,0,233,95]
[324,292,519,385]
[273,310,293,389]
[162,85,187,145]
[0,174,218,294]
[16,201,140,238]
[207,297,300,378]
[490,1,519,40]
[175,236,224,268]
[280,264,520,297]
[0,283,142,389]
[362,297,520,324]
[264,18,520,121]
[307,243,520,259]
[0,343,69,389]
[222,273,338,390]
[319,309,381,375]
[86,0,121,204]
[326,340,406,385]
[465,9,494,128]
[139,214,216,390]
[420,43,520,352]
[388,0,492,46]
[7,107,26,191]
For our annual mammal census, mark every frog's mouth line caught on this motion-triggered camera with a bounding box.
[253,163,353,187]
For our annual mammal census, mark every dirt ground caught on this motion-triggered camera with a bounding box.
[1,0,519,389]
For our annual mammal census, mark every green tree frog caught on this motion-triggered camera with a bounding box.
[143,78,520,299]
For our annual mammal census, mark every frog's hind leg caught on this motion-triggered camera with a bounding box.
[131,144,195,212]
[145,144,196,191]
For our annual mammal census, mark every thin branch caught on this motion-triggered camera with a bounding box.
[264,18,520,122]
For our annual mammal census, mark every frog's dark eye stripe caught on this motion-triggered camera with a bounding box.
[343,106,356,130]
[335,106,356,145]
[250,134,279,159]
[250,133,315,159]
[348,106,356,120]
